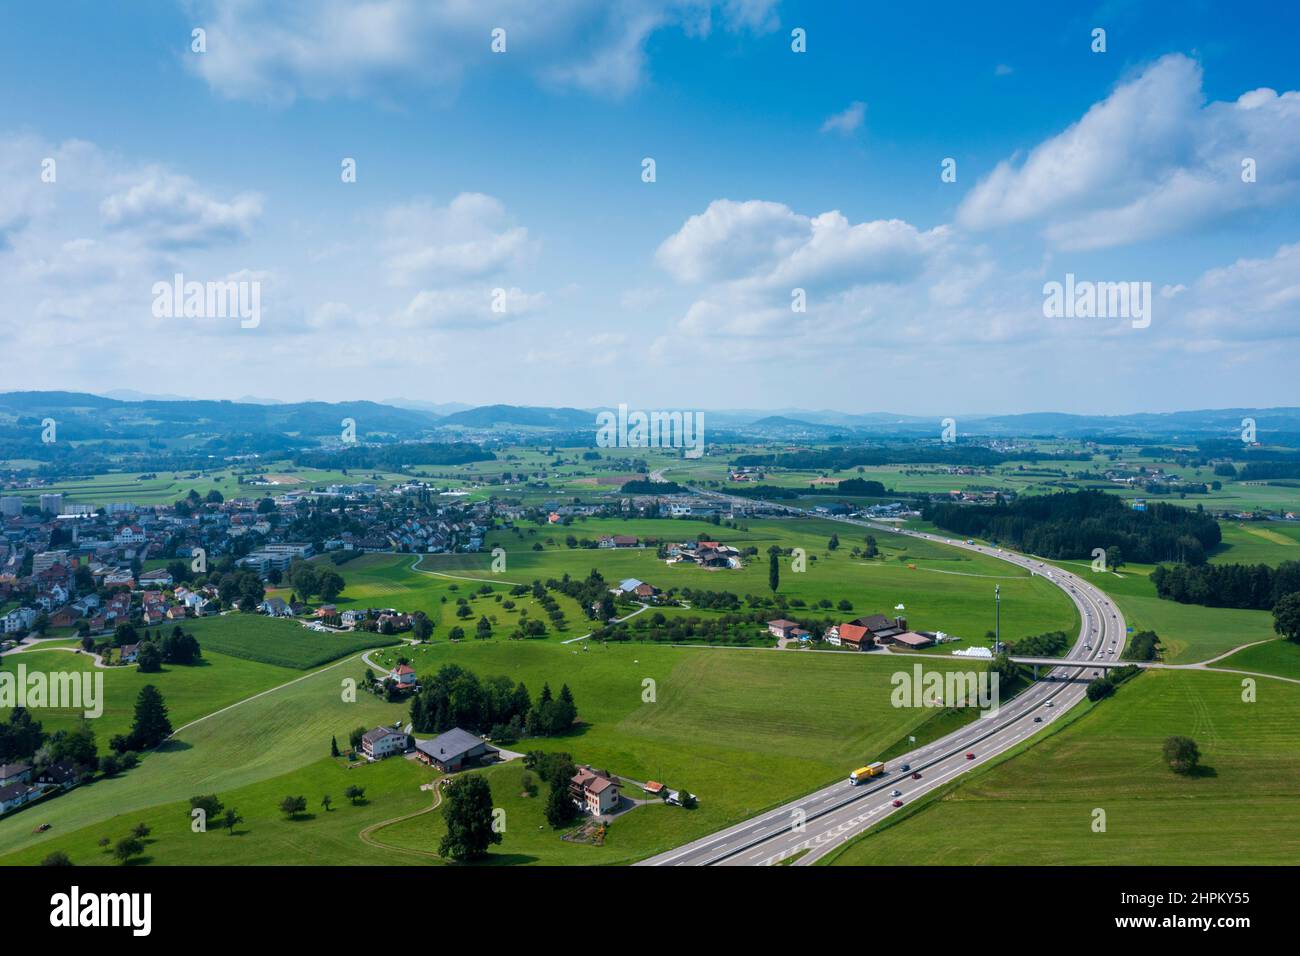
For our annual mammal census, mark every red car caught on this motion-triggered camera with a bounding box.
[911,772,922,779]
[891,799,903,808]
[965,752,975,760]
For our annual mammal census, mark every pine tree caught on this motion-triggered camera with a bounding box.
[130,685,172,749]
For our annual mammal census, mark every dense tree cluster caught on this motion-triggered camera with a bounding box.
[924,490,1221,564]
[1152,560,1300,610]
[409,664,576,741]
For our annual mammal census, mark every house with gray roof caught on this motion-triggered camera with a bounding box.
[414,728,499,772]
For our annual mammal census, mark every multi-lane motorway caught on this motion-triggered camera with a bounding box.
[639,498,1128,867]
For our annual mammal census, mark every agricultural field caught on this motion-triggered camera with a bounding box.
[0,650,408,860]
[183,614,404,669]
[1211,521,1300,566]
[824,669,1300,865]
[0,645,299,742]
[1218,639,1300,681]
[6,462,411,507]
[1042,558,1274,664]
[0,636,1001,866]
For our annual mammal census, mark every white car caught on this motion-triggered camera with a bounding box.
[890,789,901,797]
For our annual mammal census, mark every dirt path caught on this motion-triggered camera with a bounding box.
[357,776,447,860]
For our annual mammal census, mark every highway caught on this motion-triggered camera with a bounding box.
[638,491,1128,866]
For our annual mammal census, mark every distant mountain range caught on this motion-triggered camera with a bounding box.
[2,391,1298,445]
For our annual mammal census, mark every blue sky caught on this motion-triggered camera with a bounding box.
[2,0,1299,414]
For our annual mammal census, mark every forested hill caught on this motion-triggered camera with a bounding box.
[922,489,1222,564]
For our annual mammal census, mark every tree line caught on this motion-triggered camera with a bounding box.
[923,489,1221,564]
[1151,560,1300,610]
[408,664,577,742]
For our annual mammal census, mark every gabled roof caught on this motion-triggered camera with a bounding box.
[838,623,870,644]
[415,727,498,763]
[362,726,405,744]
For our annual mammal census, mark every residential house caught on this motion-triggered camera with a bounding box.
[413,728,499,772]
[0,782,37,815]
[570,766,621,815]
[361,725,409,761]
[0,762,32,786]
[36,760,86,791]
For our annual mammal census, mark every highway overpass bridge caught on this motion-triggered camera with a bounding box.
[1008,655,1151,678]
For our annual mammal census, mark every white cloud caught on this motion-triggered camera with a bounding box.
[820,100,866,135]
[957,54,1300,249]
[184,0,780,103]
[100,169,262,248]
[1176,242,1300,343]
[381,193,535,286]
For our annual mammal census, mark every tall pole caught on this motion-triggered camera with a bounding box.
[994,584,1001,655]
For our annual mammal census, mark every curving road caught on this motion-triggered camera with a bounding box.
[638,491,1127,866]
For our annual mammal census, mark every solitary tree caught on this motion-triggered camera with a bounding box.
[438,774,501,861]
[130,685,172,749]
[221,808,243,834]
[321,794,333,812]
[113,837,143,865]
[1162,736,1201,774]
[1273,592,1300,643]
[768,548,780,593]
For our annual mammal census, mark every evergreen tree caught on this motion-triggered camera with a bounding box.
[130,685,172,749]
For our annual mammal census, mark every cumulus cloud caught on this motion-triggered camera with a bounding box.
[820,100,866,135]
[100,169,261,248]
[656,199,974,344]
[1176,242,1300,343]
[184,0,780,103]
[957,54,1300,249]
[381,193,534,287]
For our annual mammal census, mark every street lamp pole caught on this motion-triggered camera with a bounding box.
[994,584,1001,655]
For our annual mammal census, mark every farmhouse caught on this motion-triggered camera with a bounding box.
[570,766,621,815]
[767,619,799,639]
[414,728,499,772]
[361,725,409,760]
[599,534,640,549]
[393,663,418,688]
[0,761,32,786]
[669,541,742,569]
[855,614,908,644]
[889,631,935,649]
[0,782,37,815]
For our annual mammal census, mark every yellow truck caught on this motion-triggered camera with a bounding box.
[849,761,886,785]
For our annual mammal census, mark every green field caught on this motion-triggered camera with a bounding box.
[183,614,403,669]
[0,756,433,866]
[1043,558,1274,664]
[1211,521,1300,565]
[1218,639,1300,681]
[825,669,1300,865]
[1,638,1002,865]
[0,646,298,741]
